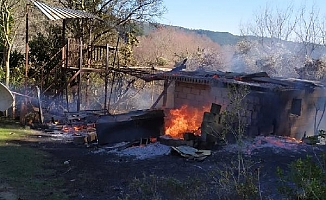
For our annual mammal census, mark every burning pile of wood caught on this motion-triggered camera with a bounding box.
[159,103,221,149]
[44,110,104,145]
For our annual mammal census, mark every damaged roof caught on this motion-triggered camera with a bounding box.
[145,69,324,91]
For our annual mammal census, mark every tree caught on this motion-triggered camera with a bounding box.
[0,0,24,86]
[294,4,323,57]
[28,25,63,90]
[58,0,166,46]
[134,26,223,69]
[242,3,297,44]
[239,2,326,79]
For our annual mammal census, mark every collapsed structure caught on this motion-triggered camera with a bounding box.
[147,69,326,140]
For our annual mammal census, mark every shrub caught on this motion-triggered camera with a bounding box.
[277,154,326,199]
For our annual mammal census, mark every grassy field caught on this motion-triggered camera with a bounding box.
[0,118,68,200]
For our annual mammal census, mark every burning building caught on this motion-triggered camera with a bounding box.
[152,70,326,140]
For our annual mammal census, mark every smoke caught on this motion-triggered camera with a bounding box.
[216,39,326,80]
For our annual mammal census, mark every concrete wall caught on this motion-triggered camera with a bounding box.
[173,80,326,139]
[174,81,213,108]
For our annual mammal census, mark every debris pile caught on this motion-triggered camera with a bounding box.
[93,142,171,160]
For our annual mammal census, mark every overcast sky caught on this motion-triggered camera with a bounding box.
[159,0,325,35]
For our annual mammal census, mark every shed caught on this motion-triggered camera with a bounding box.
[150,69,326,139]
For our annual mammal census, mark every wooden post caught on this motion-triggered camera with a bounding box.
[20,100,27,125]
[85,73,89,109]
[150,80,172,109]
[108,37,120,112]
[65,39,70,112]
[162,80,169,108]
[36,86,44,124]
[12,95,15,119]
[104,44,109,111]
[61,19,66,99]
[77,37,82,111]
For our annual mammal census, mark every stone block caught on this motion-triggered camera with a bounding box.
[210,103,221,115]
[186,93,196,100]
[222,98,229,105]
[175,87,181,93]
[183,87,191,94]
[196,95,204,101]
[191,88,200,95]
[215,96,223,104]
[200,89,210,96]
[174,101,182,108]
[202,112,215,123]
[221,90,229,98]
[177,92,186,99]
[210,87,220,96]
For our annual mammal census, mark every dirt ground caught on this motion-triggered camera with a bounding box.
[17,130,326,200]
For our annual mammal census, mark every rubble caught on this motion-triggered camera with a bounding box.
[93,142,171,160]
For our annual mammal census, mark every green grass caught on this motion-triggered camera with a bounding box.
[0,119,68,200]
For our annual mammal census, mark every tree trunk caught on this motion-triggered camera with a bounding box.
[4,45,11,87]
[3,45,11,117]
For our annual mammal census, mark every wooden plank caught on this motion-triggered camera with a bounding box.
[150,80,172,109]
[251,77,294,87]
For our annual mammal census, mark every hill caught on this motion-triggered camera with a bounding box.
[185,28,243,46]
[138,22,243,46]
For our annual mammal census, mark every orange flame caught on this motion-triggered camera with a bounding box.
[62,126,70,132]
[62,124,95,133]
[165,105,209,138]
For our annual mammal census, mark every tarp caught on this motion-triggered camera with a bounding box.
[0,83,14,111]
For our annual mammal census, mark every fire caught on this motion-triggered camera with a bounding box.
[62,124,95,133]
[74,126,83,131]
[165,105,209,138]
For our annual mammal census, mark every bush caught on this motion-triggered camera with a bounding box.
[277,154,326,199]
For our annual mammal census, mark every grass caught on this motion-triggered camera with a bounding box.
[0,118,68,200]
[122,174,211,200]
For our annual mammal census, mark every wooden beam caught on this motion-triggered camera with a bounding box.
[150,80,172,109]
[36,86,44,124]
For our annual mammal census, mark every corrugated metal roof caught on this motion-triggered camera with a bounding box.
[31,0,101,21]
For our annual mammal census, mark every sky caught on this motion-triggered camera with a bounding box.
[159,0,326,35]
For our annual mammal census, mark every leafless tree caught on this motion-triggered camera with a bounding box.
[294,4,323,56]
[242,3,297,46]
[239,2,326,78]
